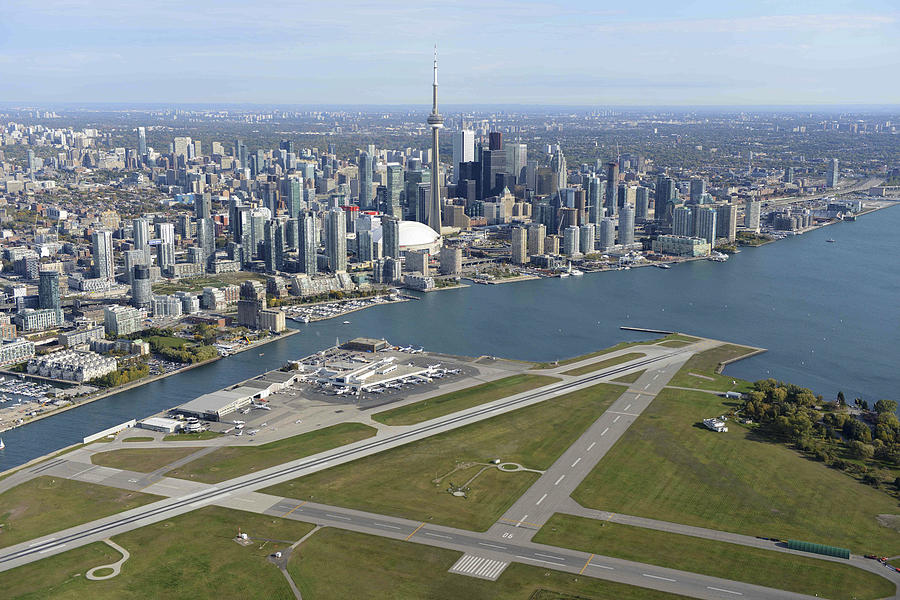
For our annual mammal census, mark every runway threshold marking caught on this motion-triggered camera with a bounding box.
[284,501,306,517]
[406,522,426,540]
[579,553,594,574]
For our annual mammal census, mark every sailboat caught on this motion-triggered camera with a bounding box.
[0,438,5,450]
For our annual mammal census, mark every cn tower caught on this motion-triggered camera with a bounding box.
[426,47,443,234]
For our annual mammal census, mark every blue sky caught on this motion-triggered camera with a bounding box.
[2,0,899,106]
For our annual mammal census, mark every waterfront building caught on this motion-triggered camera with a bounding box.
[237,280,266,328]
[258,308,286,333]
[579,224,595,255]
[618,206,635,246]
[0,337,34,366]
[598,218,615,251]
[545,234,561,255]
[151,295,182,317]
[404,273,435,291]
[406,249,430,275]
[744,199,761,231]
[92,230,114,280]
[653,235,710,257]
[715,203,737,242]
[103,305,146,336]
[655,175,677,223]
[439,246,462,275]
[27,350,117,382]
[673,206,694,237]
[695,207,718,245]
[527,223,546,256]
[325,208,348,273]
[587,176,602,224]
[563,225,580,256]
[511,226,528,264]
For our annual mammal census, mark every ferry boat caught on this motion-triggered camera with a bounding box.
[657,263,672,269]
[826,239,836,243]
[708,252,729,262]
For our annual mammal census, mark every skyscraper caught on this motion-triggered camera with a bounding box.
[689,177,707,204]
[527,223,546,256]
[619,206,635,246]
[599,218,615,250]
[511,227,528,264]
[195,192,211,220]
[587,176,603,224]
[695,207,718,245]
[673,206,694,237]
[635,186,650,221]
[299,214,318,276]
[358,151,373,209]
[563,225,580,256]
[92,230,114,280]
[744,199,761,232]
[386,164,403,217]
[197,217,215,271]
[426,50,443,234]
[715,203,737,242]
[131,265,152,310]
[605,161,619,217]
[451,130,475,183]
[132,217,150,265]
[325,208,347,273]
[826,158,839,188]
[137,127,147,161]
[579,224,595,255]
[38,270,62,323]
[382,216,401,259]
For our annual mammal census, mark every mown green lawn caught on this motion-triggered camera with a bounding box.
[0,507,314,600]
[572,387,900,554]
[91,447,200,473]
[535,514,893,600]
[0,477,160,549]
[166,422,377,484]
[371,374,560,426]
[263,384,623,531]
[289,527,691,600]
[666,344,759,391]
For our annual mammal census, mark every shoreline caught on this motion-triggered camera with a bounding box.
[0,329,299,434]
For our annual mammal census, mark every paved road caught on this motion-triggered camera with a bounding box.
[487,354,692,541]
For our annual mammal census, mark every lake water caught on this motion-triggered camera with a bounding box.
[1,204,897,470]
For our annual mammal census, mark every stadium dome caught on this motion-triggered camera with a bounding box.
[372,219,443,254]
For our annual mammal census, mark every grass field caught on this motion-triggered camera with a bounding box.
[562,352,645,376]
[146,335,187,350]
[166,422,377,483]
[0,507,314,600]
[91,447,200,472]
[120,436,154,443]
[163,431,221,441]
[666,344,759,391]
[288,527,690,600]
[0,477,159,549]
[612,370,645,384]
[572,387,900,554]
[531,334,700,369]
[534,514,893,600]
[263,383,623,531]
[371,374,559,426]
[151,271,268,295]
[658,340,691,348]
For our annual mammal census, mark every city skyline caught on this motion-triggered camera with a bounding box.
[1,1,899,106]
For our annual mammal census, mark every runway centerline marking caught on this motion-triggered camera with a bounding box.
[643,573,677,582]
[601,428,609,436]
[571,458,582,467]
[586,442,596,451]
[536,493,548,506]
[707,586,743,595]
[479,542,507,549]
[554,475,565,485]
[613,415,621,423]
[624,403,632,411]
[325,513,351,520]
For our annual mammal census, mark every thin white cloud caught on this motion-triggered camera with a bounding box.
[591,13,897,34]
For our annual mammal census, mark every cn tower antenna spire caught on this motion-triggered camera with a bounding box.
[426,46,444,234]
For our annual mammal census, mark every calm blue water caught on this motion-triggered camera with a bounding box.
[1,205,898,470]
